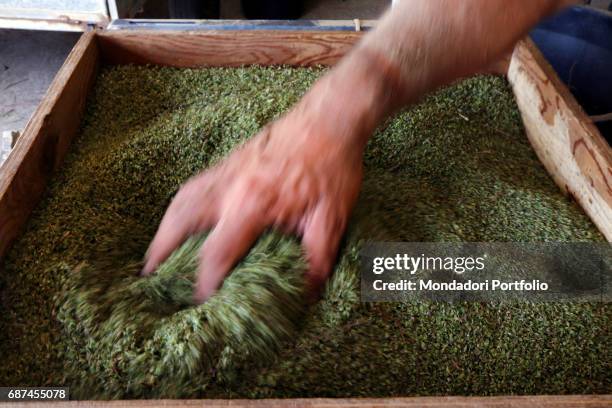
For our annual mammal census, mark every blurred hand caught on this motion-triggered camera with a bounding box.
[142,0,566,303]
[142,86,366,303]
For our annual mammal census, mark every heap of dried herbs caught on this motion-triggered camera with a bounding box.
[0,66,609,399]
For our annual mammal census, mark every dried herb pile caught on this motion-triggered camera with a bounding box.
[0,66,609,398]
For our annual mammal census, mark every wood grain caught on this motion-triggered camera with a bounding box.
[97,30,362,67]
[3,395,611,408]
[0,32,99,260]
[508,39,612,241]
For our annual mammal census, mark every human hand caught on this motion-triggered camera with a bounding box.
[142,83,367,303]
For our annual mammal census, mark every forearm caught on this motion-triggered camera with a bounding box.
[306,0,574,149]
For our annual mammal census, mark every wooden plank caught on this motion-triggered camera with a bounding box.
[508,39,612,241]
[0,0,109,30]
[0,32,98,260]
[0,16,93,31]
[97,30,362,67]
[4,395,611,408]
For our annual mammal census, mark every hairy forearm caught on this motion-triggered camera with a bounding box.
[306,0,574,149]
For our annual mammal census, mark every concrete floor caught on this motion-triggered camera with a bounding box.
[0,29,79,151]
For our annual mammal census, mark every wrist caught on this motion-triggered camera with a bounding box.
[298,49,402,150]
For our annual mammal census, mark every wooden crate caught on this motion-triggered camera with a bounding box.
[0,30,610,407]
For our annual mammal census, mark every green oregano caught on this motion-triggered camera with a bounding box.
[0,66,608,399]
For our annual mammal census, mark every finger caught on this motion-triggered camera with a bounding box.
[142,217,193,276]
[194,203,268,303]
[142,182,217,275]
[301,201,345,296]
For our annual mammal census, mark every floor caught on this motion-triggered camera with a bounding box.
[0,29,79,149]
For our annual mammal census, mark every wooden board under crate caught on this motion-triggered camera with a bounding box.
[0,30,610,407]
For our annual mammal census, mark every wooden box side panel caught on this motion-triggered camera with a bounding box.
[97,30,362,67]
[8,394,612,407]
[508,39,612,241]
[0,32,99,260]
